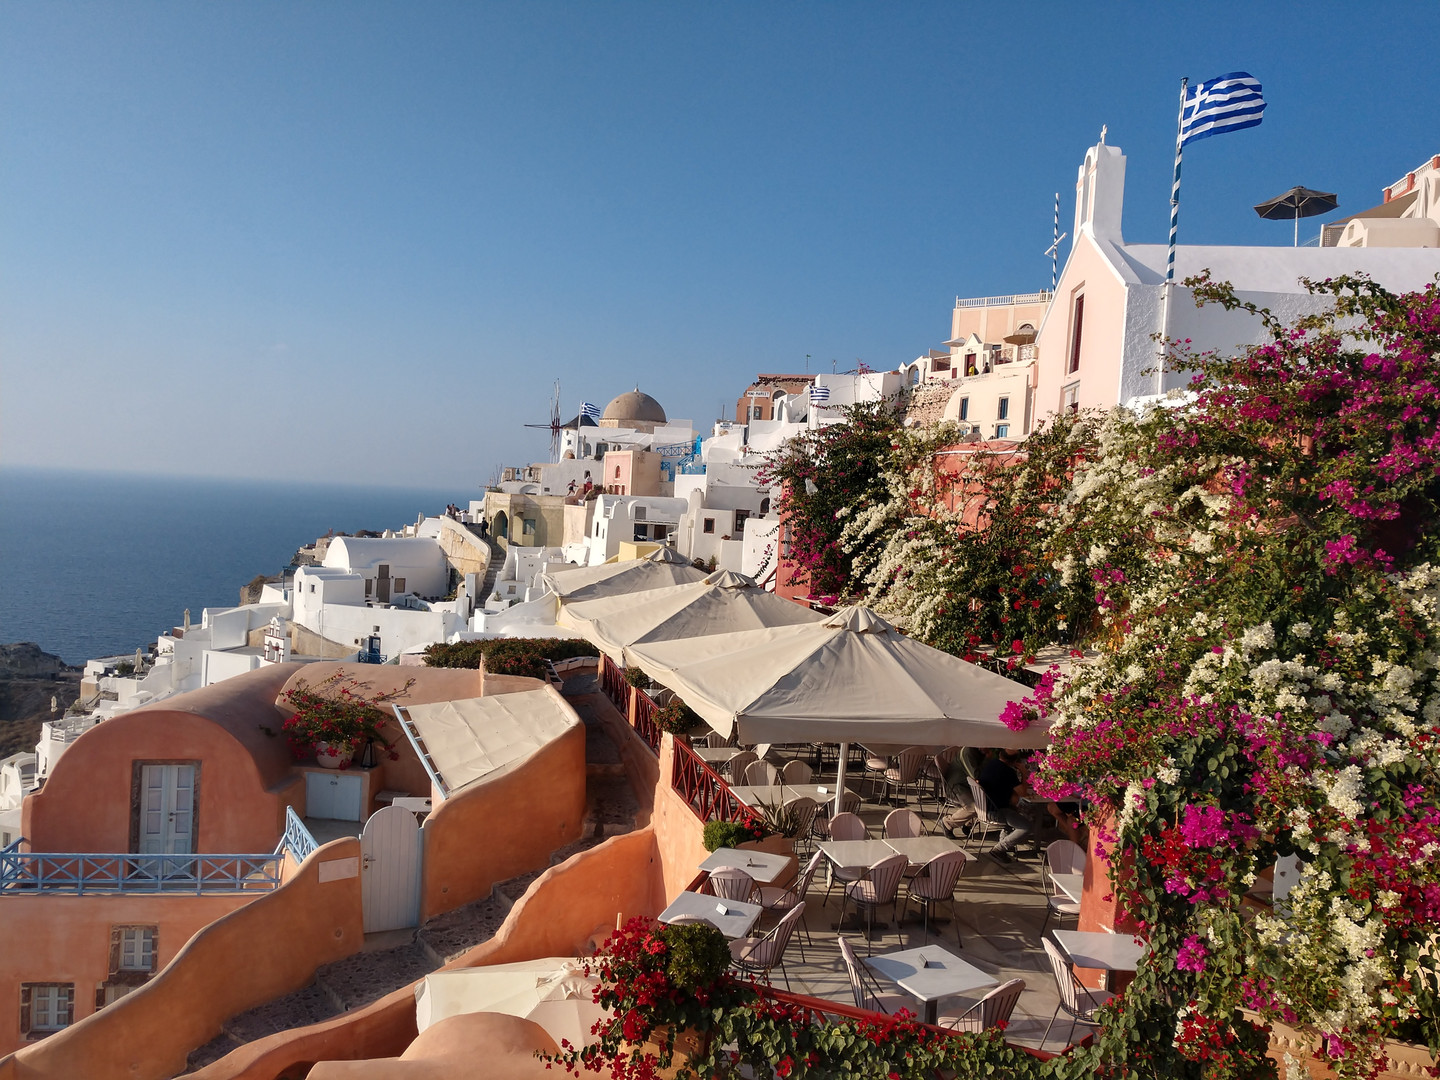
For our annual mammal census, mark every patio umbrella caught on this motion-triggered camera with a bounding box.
[626,605,1041,748]
[414,958,605,1048]
[558,569,823,664]
[1253,186,1338,246]
[538,548,706,603]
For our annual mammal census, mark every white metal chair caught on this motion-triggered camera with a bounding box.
[757,850,824,952]
[837,935,910,1015]
[708,866,758,903]
[883,747,931,811]
[780,759,813,785]
[729,901,806,989]
[939,978,1026,1032]
[839,852,908,952]
[1041,937,1114,1048]
[882,807,924,839]
[1042,839,1085,932]
[725,750,758,783]
[966,777,1006,851]
[902,848,969,942]
[744,760,781,787]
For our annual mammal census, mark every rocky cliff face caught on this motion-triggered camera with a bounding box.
[0,643,80,758]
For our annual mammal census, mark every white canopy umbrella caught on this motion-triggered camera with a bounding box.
[626,605,1045,748]
[538,548,706,603]
[415,958,605,1048]
[558,569,824,664]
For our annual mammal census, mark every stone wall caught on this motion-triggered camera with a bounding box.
[433,518,491,579]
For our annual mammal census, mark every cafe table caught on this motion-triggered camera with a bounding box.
[882,835,961,866]
[1053,929,1148,989]
[659,891,762,939]
[698,846,792,885]
[864,944,997,1024]
[1051,873,1084,904]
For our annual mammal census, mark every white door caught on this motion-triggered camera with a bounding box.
[360,805,421,933]
[138,764,195,855]
[306,772,364,821]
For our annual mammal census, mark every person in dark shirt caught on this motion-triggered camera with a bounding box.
[977,749,1035,861]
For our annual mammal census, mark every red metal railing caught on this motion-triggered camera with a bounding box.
[632,691,661,753]
[600,653,628,711]
[671,738,750,823]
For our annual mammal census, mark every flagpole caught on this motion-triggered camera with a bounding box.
[1052,192,1060,290]
[1159,77,1188,395]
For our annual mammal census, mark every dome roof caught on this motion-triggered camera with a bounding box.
[602,390,666,425]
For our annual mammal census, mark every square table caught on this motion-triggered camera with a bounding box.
[883,835,961,866]
[817,839,898,872]
[728,785,788,808]
[1053,929,1147,989]
[693,746,740,765]
[864,945,997,1024]
[1052,873,1084,904]
[659,891,762,939]
[699,846,792,885]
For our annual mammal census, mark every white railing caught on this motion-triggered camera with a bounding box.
[278,805,318,863]
[954,290,1053,309]
[0,852,283,894]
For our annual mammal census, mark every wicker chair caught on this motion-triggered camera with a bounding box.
[902,849,968,942]
[839,853,908,952]
[938,978,1026,1032]
[729,901,806,989]
[1041,937,1114,1048]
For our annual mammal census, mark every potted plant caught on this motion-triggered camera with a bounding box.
[654,697,703,738]
[701,818,769,853]
[275,669,412,769]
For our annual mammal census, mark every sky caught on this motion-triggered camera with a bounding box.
[3,2,1437,491]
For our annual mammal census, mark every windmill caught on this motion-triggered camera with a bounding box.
[524,380,564,460]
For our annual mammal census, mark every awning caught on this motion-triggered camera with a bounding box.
[399,689,578,796]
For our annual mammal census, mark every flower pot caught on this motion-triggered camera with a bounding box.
[314,742,353,769]
[642,1025,709,1080]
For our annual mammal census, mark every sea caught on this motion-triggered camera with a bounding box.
[0,468,470,666]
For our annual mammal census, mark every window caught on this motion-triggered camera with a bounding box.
[997,397,1010,420]
[1061,382,1080,415]
[996,424,1010,438]
[309,584,315,594]
[703,518,715,534]
[1068,294,1085,375]
[751,406,763,420]
[393,577,405,594]
[21,984,74,1038]
[734,510,750,535]
[364,579,372,597]
[958,397,969,421]
[522,518,536,536]
[113,926,157,973]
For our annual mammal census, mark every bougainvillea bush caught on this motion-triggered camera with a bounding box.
[778,276,1440,1078]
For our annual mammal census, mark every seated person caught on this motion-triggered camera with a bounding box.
[978,748,1037,862]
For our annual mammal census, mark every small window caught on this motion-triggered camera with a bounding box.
[364,579,372,597]
[751,406,763,420]
[114,926,157,973]
[1068,294,1085,375]
[997,397,1010,420]
[21,983,74,1038]
[309,584,315,594]
[522,518,536,536]
[703,518,715,534]
[614,466,621,478]
[996,424,1010,438]
[959,398,969,421]
[393,577,405,594]
[1061,382,1080,415]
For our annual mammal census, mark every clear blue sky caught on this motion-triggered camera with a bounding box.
[3,2,1435,490]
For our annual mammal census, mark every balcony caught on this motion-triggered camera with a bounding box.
[0,851,283,894]
[954,290,1053,309]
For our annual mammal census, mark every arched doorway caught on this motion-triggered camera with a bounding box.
[492,511,509,541]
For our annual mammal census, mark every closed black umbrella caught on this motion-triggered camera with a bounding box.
[1254,186,1339,246]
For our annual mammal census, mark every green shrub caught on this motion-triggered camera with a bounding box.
[661,921,732,992]
[421,637,599,680]
[702,819,766,852]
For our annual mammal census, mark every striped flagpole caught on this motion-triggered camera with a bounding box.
[1165,78,1187,285]
[1159,77,1188,394]
[1052,193,1060,290]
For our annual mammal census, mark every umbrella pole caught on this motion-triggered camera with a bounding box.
[1294,207,1299,247]
[834,743,848,816]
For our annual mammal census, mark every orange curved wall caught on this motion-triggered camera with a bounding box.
[185,828,661,1080]
[23,710,297,856]
[3,838,365,1080]
[420,711,587,921]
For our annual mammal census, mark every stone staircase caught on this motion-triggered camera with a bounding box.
[183,672,637,1073]
[478,545,506,604]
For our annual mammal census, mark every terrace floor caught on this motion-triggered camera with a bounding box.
[758,799,1078,1052]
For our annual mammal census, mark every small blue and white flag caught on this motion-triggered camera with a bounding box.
[808,384,830,404]
[1180,72,1264,148]
[580,401,601,421]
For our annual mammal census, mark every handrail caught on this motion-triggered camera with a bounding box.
[954,290,1053,309]
[394,704,449,797]
[632,691,661,753]
[278,805,318,863]
[0,852,283,894]
[670,739,750,824]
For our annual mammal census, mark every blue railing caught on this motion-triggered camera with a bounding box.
[0,852,283,894]
[278,805,318,863]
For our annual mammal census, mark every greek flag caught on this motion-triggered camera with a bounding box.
[1180,72,1264,148]
[808,384,830,404]
[580,401,601,420]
